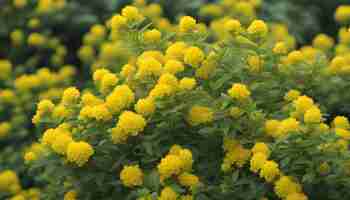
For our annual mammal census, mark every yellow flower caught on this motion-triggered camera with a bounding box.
[67,141,94,167]
[120,64,136,78]
[247,20,268,37]
[143,29,162,43]
[304,106,322,124]
[78,46,95,62]
[312,34,334,51]
[158,154,184,179]
[335,5,350,23]
[10,29,24,46]
[286,51,304,65]
[149,84,174,99]
[41,129,56,146]
[24,152,37,163]
[93,68,110,83]
[187,106,214,126]
[100,73,119,94]
[273,42,288,54]
[224,19,241,33]
[51,131,73,155]
[178,173,199,188]
[184,46,205,68]
[0,122,11,138]
[293,96,314,114]
[259,160,280,182]
[111,111,146,144]
[274,176,302,198]
[0,89,15,103]
[159,187,178,200]
[106,85,135,113]
[247,55,264,73]
[137,57,163,78]
[284,90,301,102]
[158,73,179,89]
[10,195,25,200]
[13,0,27,8]
[179,16,197,33]
[165,42,187,60]
[333,116,350,129]
[28,33,47,47]
[64,190,77,200]
[0,170,21,194]
[228,83,251,101]
[81,92,103,106]
[179,77,196,90]
[252,142,270,156]
[250,152,267,173]
[0,60,12,80]
[335,128,350,140]
[121,6,143,22]
[276,118,300,137]
[28,18,41,29]
[120,165,143,187]
[37,99,55,114]
[90,24,106,39]
[286,193,308,200]
[164,60,185,74]
[62,87,80,106]
[110,14,127,30]
[135,98,156,116]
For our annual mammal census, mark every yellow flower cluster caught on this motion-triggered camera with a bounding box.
[120,165,144,187]
[111,111,146,143]
[0,170,21,194]
[222,137,251,171]
[158,145,193,181]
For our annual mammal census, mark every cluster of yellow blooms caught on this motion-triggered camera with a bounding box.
[4,0,350,199]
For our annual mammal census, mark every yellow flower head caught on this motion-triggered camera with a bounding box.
[333,116,350,129]
[0,122,11,138]
[187,106,214,126]
[274,176,302,198]
[252,142,270,156]
[184,46,205,68]
[179,77,197,91]
[0,60,12,80]
[111,111,146,144]
[143,29,162,43]
[335,5,350,23]
[304,106,322,124]
[62,87,80,106]
[247,20,268,37]
[67,141,94,167]
[312,34,334,51]
[284,90,301,102]
[250,152,267,173]
[179,16,197,33]
[286,193,308,200]
[64,190,77,200]
[159,187,178,200]
[166,42,187,61]
[293,96,314,114]
[106,85,135,113]
[273,42,288,54]
[259,160,280,182]
[135,98,156,116]
[120,165,143,187]
[178,173,199,188]
[51,131,73,155]
[228,83,251,101]
[121,6,144,22]
[164,60,185,74]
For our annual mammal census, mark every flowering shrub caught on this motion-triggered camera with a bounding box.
[1,0,350,200]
